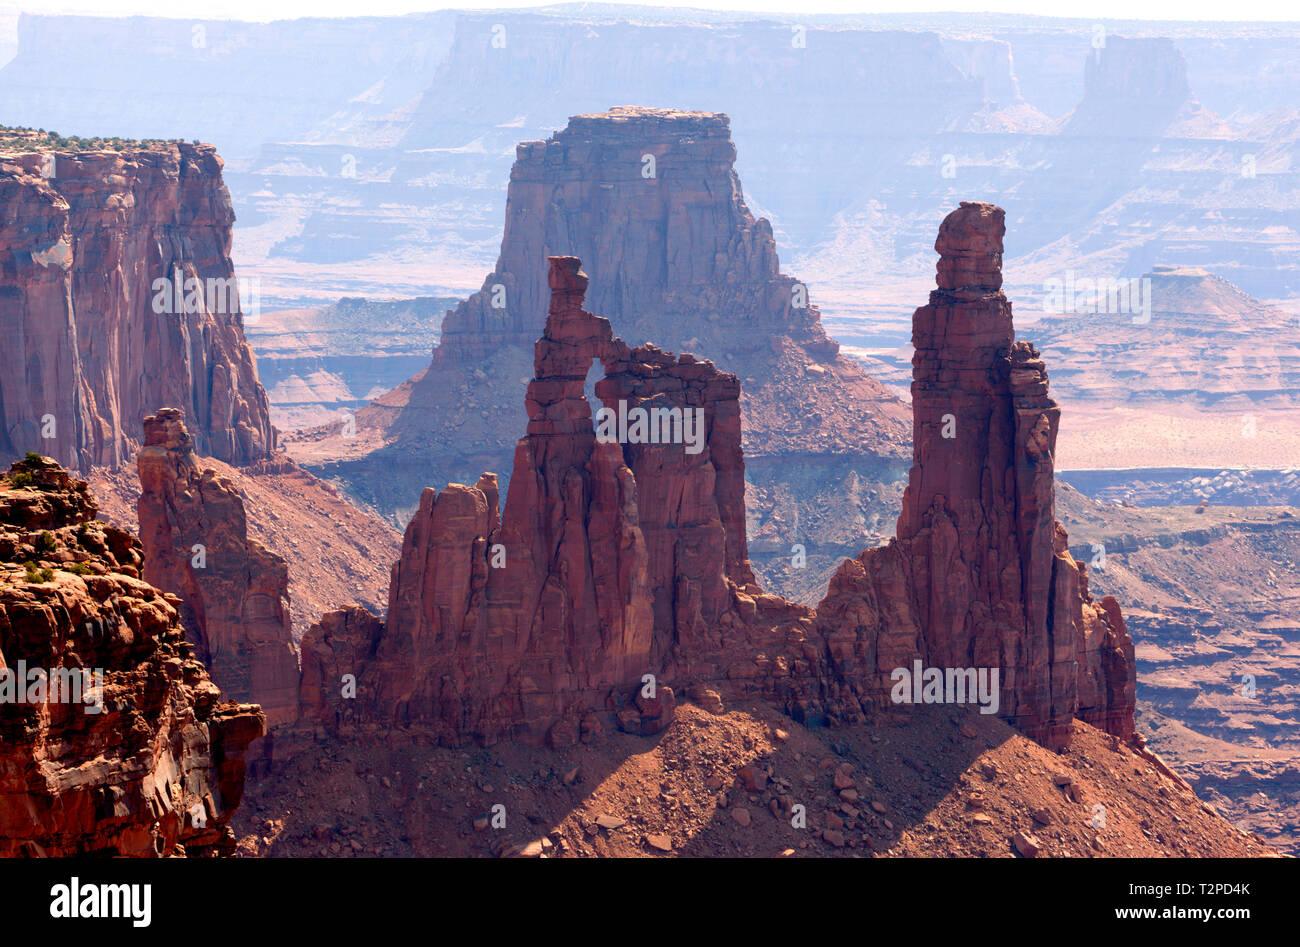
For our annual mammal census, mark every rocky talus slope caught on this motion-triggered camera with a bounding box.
[0,454,263,856]
[0,141,274,470]
[239,701,1273,859]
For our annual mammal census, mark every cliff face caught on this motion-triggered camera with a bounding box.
[0,454,264,856]
[0,143,274,471]
[301,220,1136,753]
[816,203,1136,749]
[136,409,299,729]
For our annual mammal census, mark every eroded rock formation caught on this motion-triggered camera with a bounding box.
[816,202,1136,749]
[301,257,817,745]
[0,454,263,856]
[301,225,1135,753]
[0,143,274,471]
[294,108,909,531]
[137,409,299,728]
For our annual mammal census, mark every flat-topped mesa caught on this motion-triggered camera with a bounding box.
[817,202,1136,751]
[0,143,275,471]
[300,256,822,746]
[362,107,909,482]
[136,408,300,729]
[436,108,818,361]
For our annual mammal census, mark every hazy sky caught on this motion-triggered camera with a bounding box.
[1,0,1296,23]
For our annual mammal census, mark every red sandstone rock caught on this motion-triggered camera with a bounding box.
[136,409,299,728]
[297,604,385,726]
[299,256,817,744]
[815,202,1135,750]
[301,216,1135,753]
[0,144,275,471]
[0,453,263,856]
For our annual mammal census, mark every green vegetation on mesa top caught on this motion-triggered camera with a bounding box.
[0,125,196,154]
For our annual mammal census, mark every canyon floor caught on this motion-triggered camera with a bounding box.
[1060,492,1300,855]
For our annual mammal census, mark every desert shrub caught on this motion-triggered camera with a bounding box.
[23,561,53,583]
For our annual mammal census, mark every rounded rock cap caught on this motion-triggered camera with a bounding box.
[934,201,1005,293]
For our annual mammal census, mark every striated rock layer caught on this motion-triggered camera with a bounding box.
[136,409,299,729]
[0,143,274,472]
[301,218,1136,753]
[0,454,264,856]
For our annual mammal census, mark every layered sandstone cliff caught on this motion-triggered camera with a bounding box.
[0,453,264,856]
[136,409,299,728]
[0,142,274,471]
[301,218,1136,753]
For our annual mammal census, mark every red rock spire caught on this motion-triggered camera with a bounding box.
[819,202,1135,749]
[137,408,299,728]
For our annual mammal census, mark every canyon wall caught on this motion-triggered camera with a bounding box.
[7,12,1298,310]
[0,143,274,472]
[136,409,299,728]
[0,454,263,856]
[301,223,1136,752]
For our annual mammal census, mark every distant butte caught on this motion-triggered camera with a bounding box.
[286,107,911,540]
